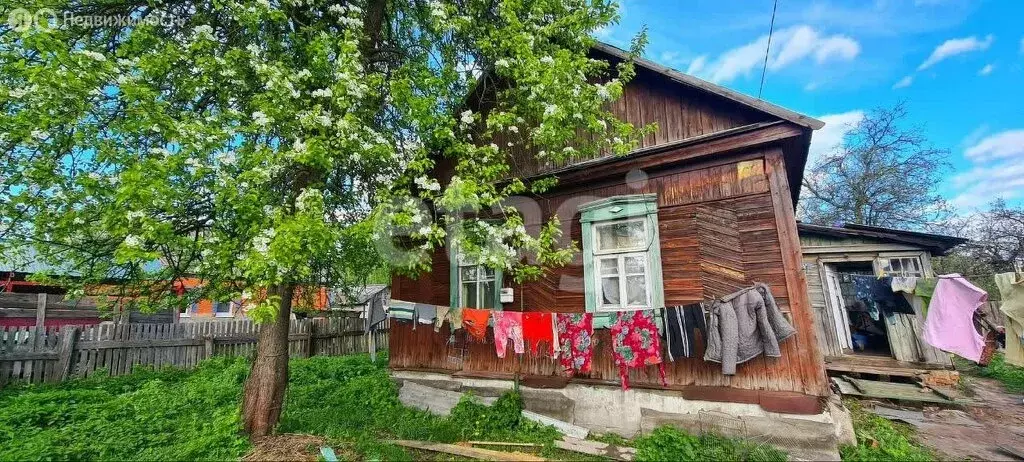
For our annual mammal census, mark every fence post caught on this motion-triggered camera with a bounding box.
[204,336,214,359]
[56,326,80,381]
[35,293,47,327]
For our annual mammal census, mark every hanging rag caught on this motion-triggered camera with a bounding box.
[610,310,667,390]
[852,275,916,317]
[922,275,988,362]
[996,272,1024,367]
[555,313,594,376]
[891,276,919,294]
[915,278,939,313]
[462,308,490,342]
[366,291,388,333]
[492,311,524,358]
[413,303,436,329]
[522,312,556,356]
[448,306,463,330]
[704,283,796,375]
[662,304,708,361]
[434,306,449,332]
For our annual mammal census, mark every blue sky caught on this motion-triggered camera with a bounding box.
[596,0,1023,212]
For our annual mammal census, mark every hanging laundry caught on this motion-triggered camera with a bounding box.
[462,308,490,342]
[522,312,556,356]
[366,291,388,333]
[852,276,916,317]
[704,283,796,375]
[890,276,918,294]
[448,306,463,330]
[996,272,1024,367]
[922,275,987,362]
[414,303,437,327]
[434,307,449,333]
[492,311,524,358]
[914,278,939,313]
[662,304,707,361]
[610,310,667,390]
[556,313,594,376]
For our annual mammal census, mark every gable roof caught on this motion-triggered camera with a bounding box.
[797,223,968,256]
[593,42,825,130]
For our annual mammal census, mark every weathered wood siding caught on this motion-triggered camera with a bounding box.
[391,148,828,397]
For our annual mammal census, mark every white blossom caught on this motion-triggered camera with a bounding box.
[540,56,554,65]
[414,176,441,191]
[77,50,106,62]
[495,58,510,68]
[328,4,345,13]
[8,88,29,98]
[543,103,558,117]
[508,125,518,133]
[595,84,611,100]
[418,226,432,236]
[217,151,237,165]
[193,24,214,39]
[292,138,307,153]
[311,87,333,98]
[252,229,275,254]
[296,69,312,79]
[185,157,203,169]
[460,110,474,124]
[126,210,144,220]
[339,16,362,28]
[252,111,271,126]
[123,235,143,248]
[31,130,49,140]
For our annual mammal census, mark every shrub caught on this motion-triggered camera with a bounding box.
[633,426,787,462]
[839,399,934,461]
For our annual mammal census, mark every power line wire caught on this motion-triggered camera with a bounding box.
[758,0,779,99]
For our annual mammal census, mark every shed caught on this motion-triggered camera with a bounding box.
[388,42,844,445]
[798,223,967,375]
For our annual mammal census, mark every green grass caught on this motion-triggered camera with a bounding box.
[954,352,1024,393]
[839,399,936,461]
[0,354,788,461]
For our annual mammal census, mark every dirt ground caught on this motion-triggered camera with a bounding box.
[242,433,327,461]
[910,378,1024,460]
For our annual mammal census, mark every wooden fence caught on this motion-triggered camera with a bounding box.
[0,315,389,387]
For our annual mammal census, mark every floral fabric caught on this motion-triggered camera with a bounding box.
[556,313,594,376]
[492,311,525,358]
[610,310,667,390]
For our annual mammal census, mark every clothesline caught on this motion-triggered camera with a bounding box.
[827,271,1008,281]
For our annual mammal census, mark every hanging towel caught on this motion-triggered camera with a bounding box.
[414,303,436,326]
[704,283,796,375]
[852,275,916,316]
[556,313,594,376]
[996,272,1024,367]
[492,311,524,358]
[434,307,449,332]
[366,291,388,333]
[663,304,707,361]
[610,310,667,390]
[462,308,490,342]
[922,275,987,362]
[522,312,556,356]
[891,276,919,294]
[915,278,939,313]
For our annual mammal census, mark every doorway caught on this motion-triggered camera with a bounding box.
[824,262,892,357]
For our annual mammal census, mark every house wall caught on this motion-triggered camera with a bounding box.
[391,147,829,402]
[798,235,951,366]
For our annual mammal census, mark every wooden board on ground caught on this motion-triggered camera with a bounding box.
[831,376,957,405]
[390,440,545,461]
[555,436,636,461]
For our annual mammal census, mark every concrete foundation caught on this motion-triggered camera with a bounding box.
[392,370,852,460]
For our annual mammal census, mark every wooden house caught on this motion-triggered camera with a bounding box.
[799,223,967,376]
[389,42,846,445]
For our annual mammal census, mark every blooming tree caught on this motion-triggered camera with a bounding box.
[0,0,644,435]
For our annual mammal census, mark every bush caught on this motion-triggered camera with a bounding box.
[839,399,934,461]
[633,426,787,462]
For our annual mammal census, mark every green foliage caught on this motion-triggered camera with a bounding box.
[955,352,1024,393]
[839,399,935,461]
[633,426,787,462]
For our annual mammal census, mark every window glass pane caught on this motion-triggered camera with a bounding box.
[624,255,645,274]
[461,282,476,308]
[596,221,646,251]
[481,266,495,280]
[460,266,477,282]
[907,258,921,272]
[214,301,230,313]
[626,275,647,306]
[599,258,618,275]
[481,281,496,309]
[601,277,620,306]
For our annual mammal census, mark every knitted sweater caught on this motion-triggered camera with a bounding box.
[703,284,796,375]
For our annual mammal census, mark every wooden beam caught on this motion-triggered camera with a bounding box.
[764,150,828,396]
[389,440,545,461]
[35,293,47,327]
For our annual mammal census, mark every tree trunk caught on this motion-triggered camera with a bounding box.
[242,284,295,437]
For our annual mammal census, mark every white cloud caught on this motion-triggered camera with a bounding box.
[918,34,994,70]
[892,75,914,89]
[808,110,865,164]
[960,124,990,148]
[659,51,682,66]
[978,63,994,76]
[686,55,707,75]
[952,129,1024,208]
[696,25,861,83]
[1020,37,1024,53]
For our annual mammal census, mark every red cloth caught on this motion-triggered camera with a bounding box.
[462,309,490,342]
[522,312,555,356]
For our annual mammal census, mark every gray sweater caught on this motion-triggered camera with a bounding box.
[703,283,796,375]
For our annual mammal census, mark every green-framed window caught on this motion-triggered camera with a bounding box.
[580,194,664,316]
[449,244,503,309]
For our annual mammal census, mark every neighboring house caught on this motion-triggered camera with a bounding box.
[388,42,844,443]
[798,223,967,374]
[327,284,389,318]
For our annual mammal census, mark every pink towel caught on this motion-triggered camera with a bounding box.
[922,275,987,362]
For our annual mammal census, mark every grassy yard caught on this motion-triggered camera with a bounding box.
[0,354,788,461]
[954,352,1024,393]
[839,399,936,461]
